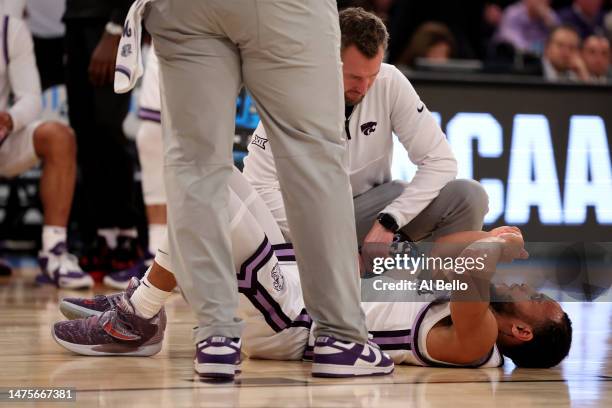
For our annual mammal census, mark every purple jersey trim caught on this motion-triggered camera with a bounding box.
[138,108,161,123]
[411,301,499,368]
[2,16,9,66]
[115,65,131,80]
[237,236,311,333]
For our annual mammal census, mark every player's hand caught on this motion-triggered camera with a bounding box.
[498,232,529,262]
[489,226,522,238]
[0,112,13,146]
[89,32,121,87]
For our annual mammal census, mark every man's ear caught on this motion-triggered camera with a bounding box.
[511,322,534,342]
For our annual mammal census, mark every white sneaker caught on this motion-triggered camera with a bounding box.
[37,243,94,289]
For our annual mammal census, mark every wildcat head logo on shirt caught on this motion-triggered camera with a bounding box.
[251,134,268,150]
[271,263,285,292]
[360,122,377,136]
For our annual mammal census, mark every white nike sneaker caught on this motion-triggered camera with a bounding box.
[37,243,94,289]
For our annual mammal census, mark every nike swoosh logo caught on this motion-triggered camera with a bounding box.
[359,344,379,363]
[417,104,424,113]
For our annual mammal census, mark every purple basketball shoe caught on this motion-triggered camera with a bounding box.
[52,288,166,356]
[104,253,153,290]
[59,277,140,320]
[311,336,394,377]
[195,336,242,379]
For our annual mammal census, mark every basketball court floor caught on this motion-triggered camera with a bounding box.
[1,259,610,407]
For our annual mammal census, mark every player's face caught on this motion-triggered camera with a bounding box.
[492,283,564,324]
[341,45,384,106]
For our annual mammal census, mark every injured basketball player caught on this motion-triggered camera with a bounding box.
[51,168,572,370]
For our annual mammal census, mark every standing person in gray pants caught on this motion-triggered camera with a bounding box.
[143,0,393,378]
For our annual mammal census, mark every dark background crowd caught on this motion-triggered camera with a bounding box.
[346,0,612,82]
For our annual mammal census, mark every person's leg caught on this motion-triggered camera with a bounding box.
[64,20,98,242]
[146,1,244,345]
[354,179,489,244]
[55,173,303,359]
[401,179,489,241]
[136,120,167,254]
[33,122,76,231]
[240,0,367,345]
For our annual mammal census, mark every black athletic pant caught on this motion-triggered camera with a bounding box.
[33,36,65,90]
[64,19,137,241]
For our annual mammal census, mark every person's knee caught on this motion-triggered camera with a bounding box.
[444,179,489,218]
[34,122,77,161]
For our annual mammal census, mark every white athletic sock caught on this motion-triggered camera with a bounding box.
[147,224,166,255]
[118,228,138,239]
[130,275,172,319]
[42,226,67,252]
[98,228,119,249]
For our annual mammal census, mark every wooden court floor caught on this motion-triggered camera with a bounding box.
[0,261,610,407]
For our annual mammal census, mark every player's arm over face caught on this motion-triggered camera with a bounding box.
[426,231,528,365]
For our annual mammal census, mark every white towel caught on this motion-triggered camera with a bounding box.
[114,0,154,94]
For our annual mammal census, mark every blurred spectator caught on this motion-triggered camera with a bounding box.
[558,0,606,38]
[340,0,395,23]
[387,1,515,62]
[26,0,66,90]
[397,22,456,67]
[542,25,591,80]
[581,34,611,82]
[495,0,560,55]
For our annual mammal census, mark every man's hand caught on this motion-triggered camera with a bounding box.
[0,112,13,146]
[570,53,591,82]
[89,32,121,87]
[361,221,396,273]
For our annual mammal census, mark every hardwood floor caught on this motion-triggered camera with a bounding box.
[0,261,610,407]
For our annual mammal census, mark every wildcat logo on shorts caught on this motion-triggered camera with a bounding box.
[251,134,268,150]
[360,121,377,136]
[121,44,132,58]
[271,263,285,292]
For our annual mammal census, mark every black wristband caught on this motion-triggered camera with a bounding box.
[377,213,399,233]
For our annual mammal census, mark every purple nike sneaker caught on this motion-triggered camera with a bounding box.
[311,336,394,377]
[194,336,241,379]
[52,288,166,356]
[104,253,153,290]
[59,277,140,320]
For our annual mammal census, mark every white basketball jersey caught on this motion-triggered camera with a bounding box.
[236,240,311,361]
[363,300,504,368]
[138,45,161,121]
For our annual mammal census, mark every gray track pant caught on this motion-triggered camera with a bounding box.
[145,0,367,343]
[354,179,490,245]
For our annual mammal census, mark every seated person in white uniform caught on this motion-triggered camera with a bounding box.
[0,14,92,289]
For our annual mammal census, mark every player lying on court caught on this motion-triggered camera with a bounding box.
[52,168,572,373]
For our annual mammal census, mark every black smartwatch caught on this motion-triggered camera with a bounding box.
[377,213,399,233]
